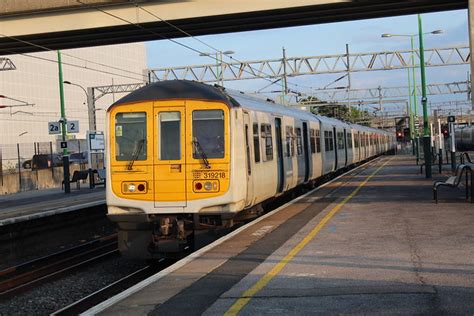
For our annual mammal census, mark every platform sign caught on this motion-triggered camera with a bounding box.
[67,120,80,133]
[48,122,61,135]
[447,115,455,123]
[87,131,106,173]
[89,132,105,150]
[60,141,68,149]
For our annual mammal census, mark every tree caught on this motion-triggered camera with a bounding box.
[299,96,372,126]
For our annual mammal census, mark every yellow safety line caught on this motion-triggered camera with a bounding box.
[224,157,393,316]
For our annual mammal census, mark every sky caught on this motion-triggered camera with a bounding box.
[146,8,470,117]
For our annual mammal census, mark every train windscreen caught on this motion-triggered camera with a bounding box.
[115,112,147,161]
[192,110,225,159]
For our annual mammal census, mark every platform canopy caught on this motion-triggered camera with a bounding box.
[0,0,467,54]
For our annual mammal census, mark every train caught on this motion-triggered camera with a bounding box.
[105,80,396,258]
[455,125,474,151]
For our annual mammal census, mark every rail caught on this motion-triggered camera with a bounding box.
[0,234,118,298]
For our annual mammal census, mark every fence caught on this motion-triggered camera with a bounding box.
[0,140,90,195]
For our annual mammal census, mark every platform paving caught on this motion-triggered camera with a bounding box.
[0,185,105,225]
[96,155,474,315]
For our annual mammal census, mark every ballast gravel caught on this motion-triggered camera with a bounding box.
[0,256,146,315]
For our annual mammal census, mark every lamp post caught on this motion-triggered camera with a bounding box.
[63,80,96,132]
[381,27,442,168]
[57,51,71,194]
[417,14,432,178]
[199,50,235,86]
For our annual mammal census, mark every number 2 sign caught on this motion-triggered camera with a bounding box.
[67,120,79,133]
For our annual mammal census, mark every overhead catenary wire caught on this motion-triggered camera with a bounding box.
[0,33,147,81]
[76,0,315,95]
[0,48,144,82]
[137,4,317,92]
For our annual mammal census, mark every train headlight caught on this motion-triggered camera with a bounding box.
[122,181,147,194]
[204,181,213,191]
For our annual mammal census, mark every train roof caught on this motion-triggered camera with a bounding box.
[111,80,235,107]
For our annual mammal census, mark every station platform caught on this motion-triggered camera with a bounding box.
[90,155,474,315]
[0,186,105,226]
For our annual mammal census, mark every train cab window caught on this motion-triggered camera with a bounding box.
[337,131,344,150]
[296,128,303,155]
[310,129,316,153]
[192,110,225,159]
[261,123,273,161]
[115,112,147,161]
[159,112,181,160]
[285,126,294,157]
[253,123,261,163]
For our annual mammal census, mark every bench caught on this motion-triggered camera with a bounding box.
[433,164,471,203]
[93,168,106,187]
[460,152,473,164]
[62,170,89,190]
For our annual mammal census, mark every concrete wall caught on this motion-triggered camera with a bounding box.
[1,165,84,195]
[0,0,136,16]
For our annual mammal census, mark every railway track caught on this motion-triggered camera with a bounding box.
[51,261,171,315]
[0,234,118,299]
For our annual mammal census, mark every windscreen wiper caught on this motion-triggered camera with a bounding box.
[127,139,145,170]
[192,138,211,169]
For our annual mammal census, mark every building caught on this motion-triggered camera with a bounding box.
[0,42,146,145]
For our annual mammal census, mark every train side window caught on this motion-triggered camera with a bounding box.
[261,123,273,161]
[324,131,329,152]
[330,131,334,151]
[245,125,251,175]
[296,128,303,155]
[324,130,333,152]
[337,131,344,150]
[285,126,292,157]
[253,123,260,163]
[316,129,321,153]
[310,129,316,154]
[159,112,181,160]
[115,112,147,161]
[192,110,225,159]
[347,132,352,149]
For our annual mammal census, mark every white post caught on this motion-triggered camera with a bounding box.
[438,118,443,150]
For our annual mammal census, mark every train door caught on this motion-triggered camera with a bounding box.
[244,113,254,206]
[333,126,338,171]
[358,131,361,161]
[343,128,348,167]
[302,122,310,182]
[275,118,284,193]
[153,105,186,207]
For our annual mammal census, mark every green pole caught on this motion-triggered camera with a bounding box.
[58,50,71,193]
[411,35,420,160]
[406,50,415,154]
[418,14,432,178]
[411,36,418,118]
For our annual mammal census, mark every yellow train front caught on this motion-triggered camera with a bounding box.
[107,81,240,258]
